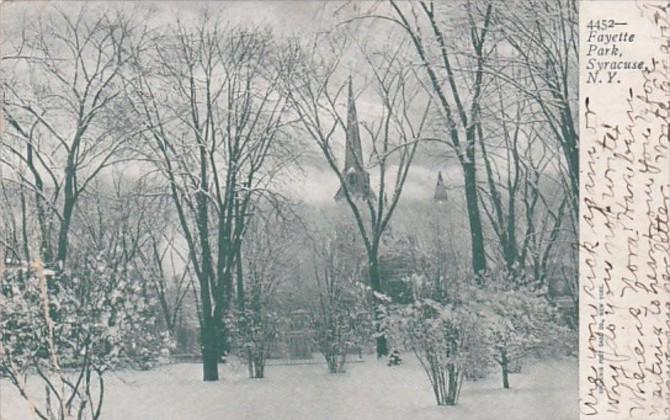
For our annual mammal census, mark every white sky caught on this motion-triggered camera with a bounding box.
[0,1,461,206]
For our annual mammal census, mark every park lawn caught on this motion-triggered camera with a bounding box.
[1,354,576,420]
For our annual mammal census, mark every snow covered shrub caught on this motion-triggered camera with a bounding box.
[314,280,371,374]
[387,293,488,406]
[0,257,161,420]
[225,307,280,379]
[475,271,575,389]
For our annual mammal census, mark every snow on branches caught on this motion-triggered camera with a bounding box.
[0,257,162,420]
[385,269,575,406]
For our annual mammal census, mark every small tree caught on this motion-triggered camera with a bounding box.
[226,205,299,379]
[312,232,371,373]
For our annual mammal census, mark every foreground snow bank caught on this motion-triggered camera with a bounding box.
[1,355,576,420]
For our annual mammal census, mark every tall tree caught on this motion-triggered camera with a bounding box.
[1,6,145,266]
[476,79,569,288]
[287,35,430,356]
[493,0,579,224]
[126,15,296,381]
[376,0,494,275]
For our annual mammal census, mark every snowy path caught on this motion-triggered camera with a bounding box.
[1,355,576,420]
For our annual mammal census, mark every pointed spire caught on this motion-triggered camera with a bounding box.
[344,75,364,173]
[335,76,371,201]
[434,171,448,202]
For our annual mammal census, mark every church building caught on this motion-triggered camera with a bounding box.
[334,77,373,202]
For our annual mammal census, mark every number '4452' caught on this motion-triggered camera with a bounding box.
[587,19,615,31]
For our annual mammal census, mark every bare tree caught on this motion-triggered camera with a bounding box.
[476,79,570,288]
[493,0,579,223]
[0,173,31,263]
[311,227,371,373]
[287,33,430,356]
[1,6,146,266]
[228,203,298,378]
[138,221,193,336]
[353,0,495,275]
[125,14,297,381]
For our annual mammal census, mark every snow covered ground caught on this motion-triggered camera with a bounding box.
[1,355,576,420]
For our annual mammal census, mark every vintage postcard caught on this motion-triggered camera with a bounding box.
[0,1,665,420]
[580,1,669,419]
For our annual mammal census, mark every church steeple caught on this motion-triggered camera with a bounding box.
[335,77,372,201]
[434,171,448,203]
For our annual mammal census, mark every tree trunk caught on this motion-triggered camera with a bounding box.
[338,352,347,373]
[376,335,388,359]
[201,317,219,381]
[56,158,79,266]
[462,161,486,276]
[56,198,75,266]
[248,351,265,379]
[446,363,458,405]
[254,362,264,379]
[235,245,245,311]
[368,255,388,358]
[326,353,337,373]
[429,361,460,406]
[501,350,510,389]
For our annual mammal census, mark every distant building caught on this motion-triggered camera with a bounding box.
[334,77,373,202]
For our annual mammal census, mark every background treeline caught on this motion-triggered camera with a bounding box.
[0,1,577,418]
